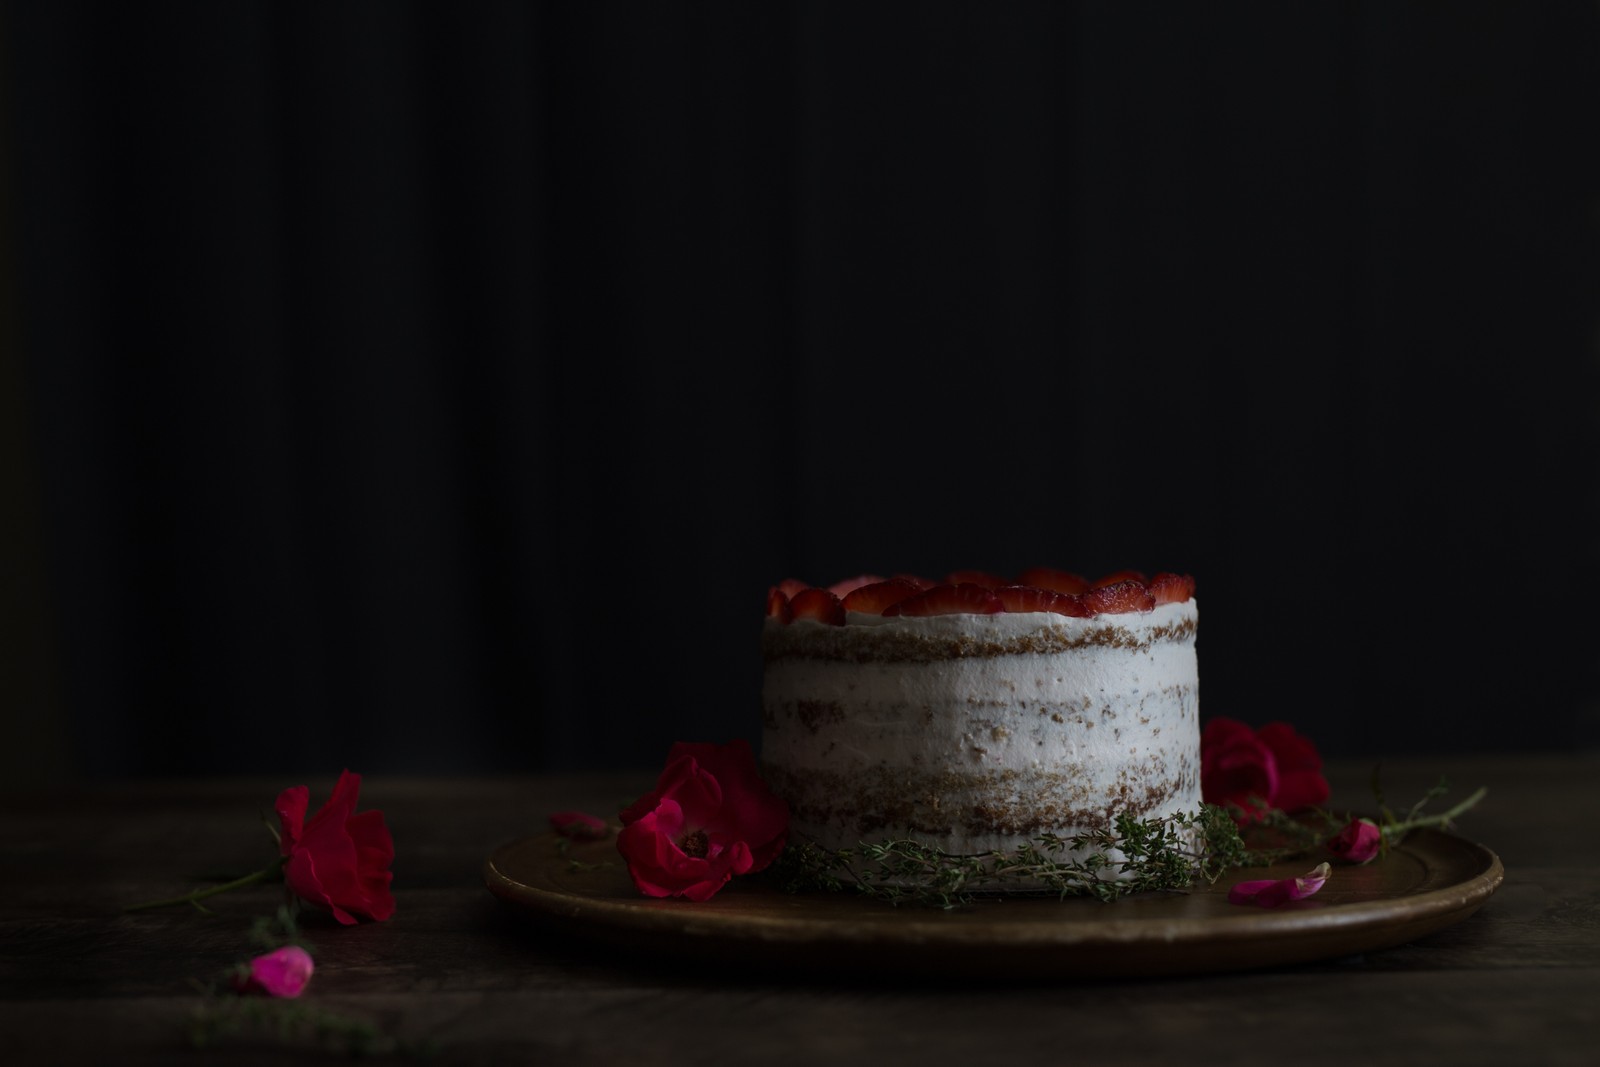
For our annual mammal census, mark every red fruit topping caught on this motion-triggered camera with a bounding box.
[1092,569,1149,588]
[841,578,924,616]
[1051,593,1095,618]
[1081,579,1156,615]
[942,569,1008,589]
[788,587,846,625]
[884,583,1003,618]
[766,586,793,622]
[1015,566,1091,595]
[994,585,1096,618]
[1148,572,1196,605]
[828,574,887,598]
[770,568,1187,621]
[994,585,1069,614]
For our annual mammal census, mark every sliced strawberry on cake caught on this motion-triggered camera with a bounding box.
[883,582,1003,617]
[828,574,887,598]
[1014,566,1091,595]
[942,569,1008,590]
[766,567,1188,622]
[841,577,924,616]
[788,587,846,625]
[996,585,1093,617]
[1081,579,1156,615]
[1147,572,1196,605]
[1091,569,1149,588]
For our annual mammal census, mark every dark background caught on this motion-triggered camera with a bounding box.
[3,2,1598,785]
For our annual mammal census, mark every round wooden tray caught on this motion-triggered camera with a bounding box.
[484,827,1502,980]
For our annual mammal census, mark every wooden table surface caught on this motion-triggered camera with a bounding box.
[2,752,1596,1066]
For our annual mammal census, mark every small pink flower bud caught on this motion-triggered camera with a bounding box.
[1327,817,1383,864]
[234,945,314,998]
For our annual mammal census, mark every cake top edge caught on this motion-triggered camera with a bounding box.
[766,568,1196,625]
[765,597,1197,635]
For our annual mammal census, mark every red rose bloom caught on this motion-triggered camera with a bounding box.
[617,739,789,901]
[275,770,396,924]
[1201,717,1330,822]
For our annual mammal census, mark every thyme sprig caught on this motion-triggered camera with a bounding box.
[771,804,1258,909]
[184,904,433,1058]
[187,988,391,1055]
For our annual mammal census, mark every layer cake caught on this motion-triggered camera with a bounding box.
[759,569,1200,884]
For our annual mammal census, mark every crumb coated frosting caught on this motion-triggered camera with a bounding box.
[759,600,1201,872]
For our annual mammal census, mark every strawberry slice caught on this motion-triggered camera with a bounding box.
[766,586,793,622]
[1051,593,1095,618]
[1147,572,1196,605]
[884,583,1003,617]
[995,585,1098,618]
[776,578,810,597]
[842,577,923,616]
[1092,569,1149,588]
[788,587,846,625]
[889,573,936,591]
[943,569,1007,589]
[994,585,1067,614]
[828,574,887,598]
[1015,566,1091,595]
[1082,579,1156,615]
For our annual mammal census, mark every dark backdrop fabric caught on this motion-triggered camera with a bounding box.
[4,2,1598,782]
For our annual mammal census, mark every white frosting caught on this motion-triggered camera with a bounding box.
[760,601,1200,876]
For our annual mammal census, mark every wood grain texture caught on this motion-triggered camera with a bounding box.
[2,755,1596,1066]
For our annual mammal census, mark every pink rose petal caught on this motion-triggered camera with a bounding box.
[1228,862,1331,907]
